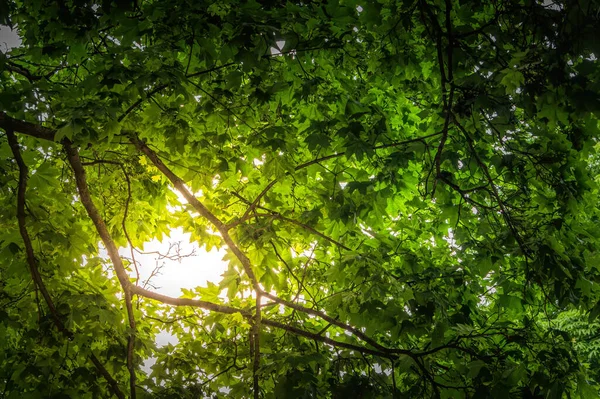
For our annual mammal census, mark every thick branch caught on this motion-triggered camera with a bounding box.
[64,141,132,289]
[131,285,250,315]
[0,112,55,141]
[7,129,70,336]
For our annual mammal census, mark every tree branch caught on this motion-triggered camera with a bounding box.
[233,131,445,226]
[64,141,132,288]
[4,60,62,82]
[262,319,394,359]
[131,285,250,315]
[0,112,55,141]
[261,292,393,354]
[241,179,277,222]
[63,141,139,397]
[297,131,445,172]
[118,163,138,399]
[453,117,530,257]
[119,62,237,122]
[89,354,127,399]
[125,289,137,399]
[7,129,70,337]
[228,194,352,251]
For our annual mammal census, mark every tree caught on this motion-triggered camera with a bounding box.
[0,0,599,397]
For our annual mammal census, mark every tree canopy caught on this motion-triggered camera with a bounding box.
[1,0,600,397]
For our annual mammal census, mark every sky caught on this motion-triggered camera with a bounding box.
[119,228,228,300]
[0,25,21,51]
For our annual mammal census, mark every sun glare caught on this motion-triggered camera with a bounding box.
[119,227,228,297]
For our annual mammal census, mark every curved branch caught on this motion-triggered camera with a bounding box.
[64,141,132,289]
[7,130,70,336]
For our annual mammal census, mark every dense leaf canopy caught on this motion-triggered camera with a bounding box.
[1,0,600,397]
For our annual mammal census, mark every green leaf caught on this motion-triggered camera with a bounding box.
[1,2,599,396]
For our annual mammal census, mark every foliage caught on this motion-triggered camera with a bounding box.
[555,310,600,383]
[1,0,600,398]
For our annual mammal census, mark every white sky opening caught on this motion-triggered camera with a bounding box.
[0,25,21,52]
[118,227,228,298]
